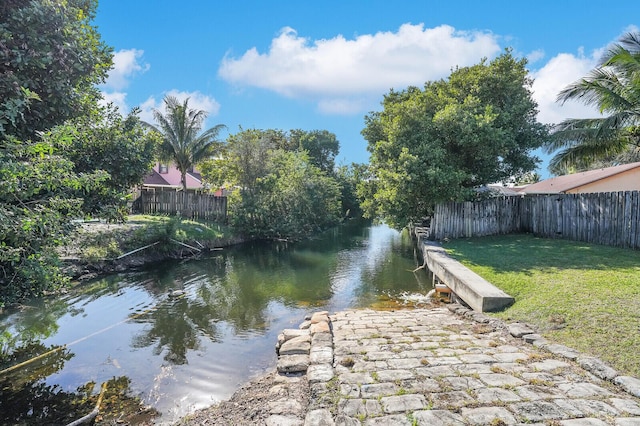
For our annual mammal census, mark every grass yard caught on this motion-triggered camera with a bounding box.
[444,233,640,378]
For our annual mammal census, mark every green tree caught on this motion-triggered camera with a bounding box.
[55,106,159,221]
[0,0,120,304]
[289,129,339,173]
[363,51,547,228]
[335,163,367,219]
[201,129,342,239]
[546,32,640,174]
[147,96,225,193]
[0,0,112,140]
[0,136,108,305]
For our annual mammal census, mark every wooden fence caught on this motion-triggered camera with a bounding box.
[431,191,640,249]
[133,190,227,222]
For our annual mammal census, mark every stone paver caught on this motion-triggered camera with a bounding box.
[269,304,640,425]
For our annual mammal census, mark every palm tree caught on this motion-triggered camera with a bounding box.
[148,96,226,193]
[545,32,640,175]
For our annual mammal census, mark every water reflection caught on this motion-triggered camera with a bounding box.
[0,222,432,423]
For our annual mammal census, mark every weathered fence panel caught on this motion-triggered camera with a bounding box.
[134,190,227,222]
[431,191,640,250]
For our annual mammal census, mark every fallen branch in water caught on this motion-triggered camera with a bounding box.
[170,239,202,252]
[412,264,426,273]
[65,382,108,426]
[115,241,161,260]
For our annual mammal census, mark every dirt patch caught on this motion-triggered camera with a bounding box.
[174,370,309,426]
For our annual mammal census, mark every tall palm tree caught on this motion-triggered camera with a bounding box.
[546,32,640,174]
[148,96,226,193]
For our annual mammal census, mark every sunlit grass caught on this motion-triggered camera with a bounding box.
[444,234,640,378]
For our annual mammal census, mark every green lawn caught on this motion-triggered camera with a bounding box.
[444,234,640,378]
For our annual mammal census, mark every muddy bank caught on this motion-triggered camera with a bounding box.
[59,221,247,282]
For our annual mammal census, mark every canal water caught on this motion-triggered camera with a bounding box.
[0,222,434,424]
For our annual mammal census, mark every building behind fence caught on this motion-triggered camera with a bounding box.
[431,191,640,249]
[133,189,227,222]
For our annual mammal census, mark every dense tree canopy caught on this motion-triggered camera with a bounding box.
[200,129,342,240]
[0,0,112,140]
[55,106,159,220]
[1,0,115,304]
[0,136,108,304]
[362,51,548,228]
[546,32,640,174]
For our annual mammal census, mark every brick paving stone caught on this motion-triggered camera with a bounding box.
[339,372,375,384]
[360,382,398,398]
[510,400,569,422]
[609,398,640,415]
[266,414,304,426]
[520,371,567,385]
[478,372,526,387]
[515,384,565,400]
[615,419,640,425]
[304,409,335,426]
[557,382,613,398]
[508,322,535,337]
[559,419,608,426]
[494,344,524,353]
[460,406,517,425]
[334,415,359,426]
[376,369,415,382]
[415,365,456,378]
[474,387,521,403]
[338,398,382,417]
[339,384,360,398]
[310,347,333,364]
[458,353,496,363]
[387,358,423,369]
[308,364,334,384]
[493,351,529,363]
[544,343,581,360]
[364,414,412,425]
[380,394,427,413]
[366,351,395,361]
[403,378,441,393]
[529,359,572,371]
[412,410,465,425]
[615,376,640,398]
[427,356,462,366]
[429,391,476,409]
[443,376,485,390]
[555,398,619,416]
[450,363,495,375]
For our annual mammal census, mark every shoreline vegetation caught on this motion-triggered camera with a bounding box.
[444,233,640,379]
[59,215,246,283]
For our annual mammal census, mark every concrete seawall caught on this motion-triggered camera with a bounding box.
[417,237,514,312]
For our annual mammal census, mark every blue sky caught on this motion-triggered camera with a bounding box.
[94,1,639,176]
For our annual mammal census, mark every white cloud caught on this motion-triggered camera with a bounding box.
[99,91,128,113]
[219,24,501,115]
[531,48,602,125]
[140,90,221,126]
[99,49,150,114]
[526,49,545,64]
[104,49,150,91]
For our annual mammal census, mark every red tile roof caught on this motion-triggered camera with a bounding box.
[521,162,640,194]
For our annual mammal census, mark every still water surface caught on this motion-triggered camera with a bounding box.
[0,223,433,423]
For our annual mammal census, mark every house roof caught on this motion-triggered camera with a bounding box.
[142,164,204,189]
[521,161,640,194]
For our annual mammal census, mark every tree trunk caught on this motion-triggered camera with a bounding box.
[181,170,191,218]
